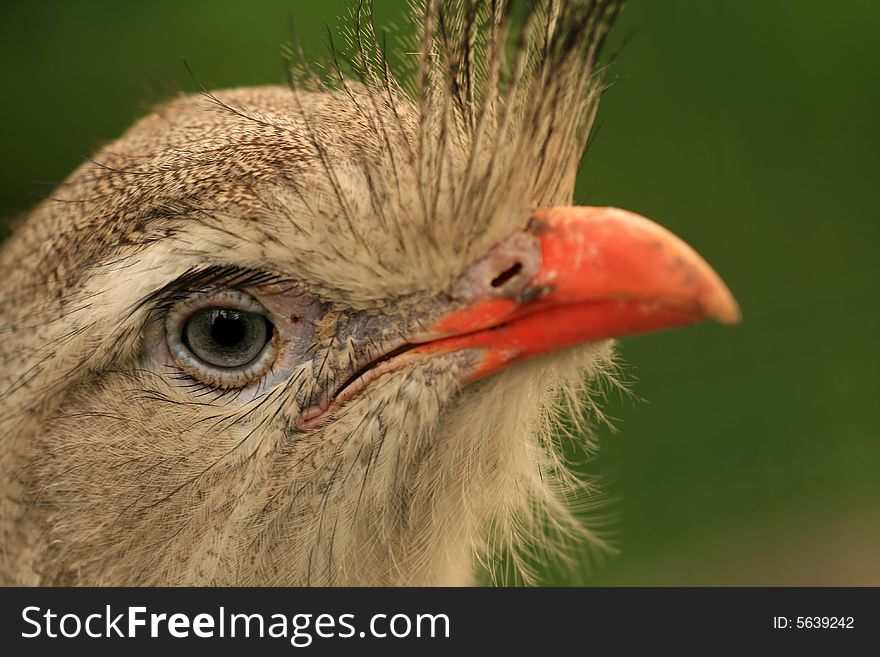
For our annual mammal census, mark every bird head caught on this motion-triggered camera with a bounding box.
[0,1,738,585]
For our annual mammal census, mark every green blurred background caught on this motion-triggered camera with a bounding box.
[1,1,877,584]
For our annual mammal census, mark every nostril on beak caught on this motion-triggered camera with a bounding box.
[490,262,523,289]
[452,232,541,303]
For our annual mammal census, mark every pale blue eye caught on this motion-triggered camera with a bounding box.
[165,288,281,389]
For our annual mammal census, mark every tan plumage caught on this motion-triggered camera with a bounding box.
[0,1,628,585]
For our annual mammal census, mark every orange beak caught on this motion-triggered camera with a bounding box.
[414,206,740,381]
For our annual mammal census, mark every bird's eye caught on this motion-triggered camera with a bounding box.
[166,290,278,389]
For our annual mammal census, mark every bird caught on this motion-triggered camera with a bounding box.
[0,0,738,586]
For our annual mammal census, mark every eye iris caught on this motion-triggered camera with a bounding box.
[183,307,271,368]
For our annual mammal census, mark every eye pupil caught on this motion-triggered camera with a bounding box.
[210,310,246,347]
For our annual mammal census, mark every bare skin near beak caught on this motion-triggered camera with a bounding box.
[417,206,741,381]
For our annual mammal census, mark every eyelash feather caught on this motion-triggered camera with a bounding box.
[134,265,289,316]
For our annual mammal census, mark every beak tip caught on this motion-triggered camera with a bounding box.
[704,285,742,326]
[715,304,742,326]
